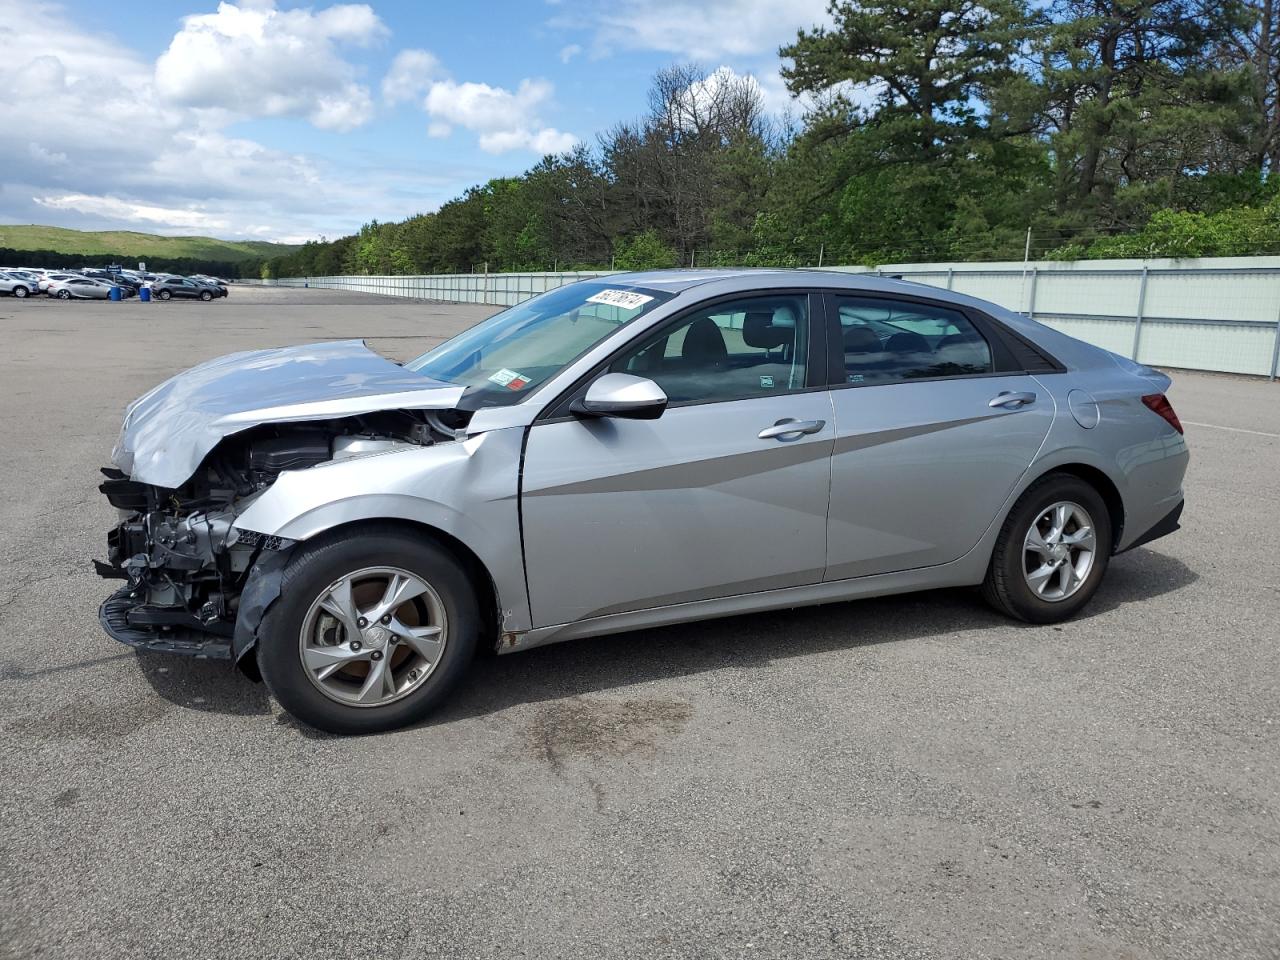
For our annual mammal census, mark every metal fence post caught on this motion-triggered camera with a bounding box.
[1026,267,1038,319]
[1130,266,1150,360]
[945,267,954,291]
[1270,288,1280,380]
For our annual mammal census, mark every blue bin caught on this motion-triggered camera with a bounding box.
[109,285,122,302]
[139,286,151,302]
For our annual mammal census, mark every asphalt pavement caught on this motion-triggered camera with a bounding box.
[1,286,1277,960]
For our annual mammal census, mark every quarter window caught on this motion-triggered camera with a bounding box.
[834,296,993,385]
[611,295,809,404]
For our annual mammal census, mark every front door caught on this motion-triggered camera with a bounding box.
[520,292,834,628]
[823,293,1055,580]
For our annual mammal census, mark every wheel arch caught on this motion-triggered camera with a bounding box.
[297,517,503,649]
[1025,462,1124,551]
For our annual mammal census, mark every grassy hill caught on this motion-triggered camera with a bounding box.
[0,224,303,263]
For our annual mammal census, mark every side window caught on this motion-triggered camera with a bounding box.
[834,296,993,386]
[610,295,809,404]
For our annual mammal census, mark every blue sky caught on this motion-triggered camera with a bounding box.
[0,0,828,242]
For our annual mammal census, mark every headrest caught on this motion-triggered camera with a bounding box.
[742,310,791,349]
[683,316,728,361]
[884,331,930,354]
[842,326,881,354]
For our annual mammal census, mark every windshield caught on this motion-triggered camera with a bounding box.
[405,282,672,409]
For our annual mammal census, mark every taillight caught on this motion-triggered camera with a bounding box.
[1142,393,1183,434]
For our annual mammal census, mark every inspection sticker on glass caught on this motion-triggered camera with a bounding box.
[585,289,654,310]
[489,368,531,390]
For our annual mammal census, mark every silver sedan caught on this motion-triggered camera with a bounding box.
[96,270,1188,733]
[47,276,114,300]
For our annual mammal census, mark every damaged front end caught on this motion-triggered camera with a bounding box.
[96,411,468,667]
[94,339,470,670]
[97,462,279,661]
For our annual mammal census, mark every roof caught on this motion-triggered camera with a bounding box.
[611,267,953,299]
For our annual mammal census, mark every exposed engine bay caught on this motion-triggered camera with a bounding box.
[96,408,468,663]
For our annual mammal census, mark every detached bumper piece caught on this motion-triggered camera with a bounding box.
[99,586,233,660]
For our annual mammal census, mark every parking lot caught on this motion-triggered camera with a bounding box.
[1,285,1277,959]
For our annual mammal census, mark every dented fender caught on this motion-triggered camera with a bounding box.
[232,425,532,635]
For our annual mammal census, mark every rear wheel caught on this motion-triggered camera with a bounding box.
[982,473,1112,623]
[257,529,479,734]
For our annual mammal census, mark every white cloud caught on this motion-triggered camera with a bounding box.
[559,43,582,63]
[0,0,480,241]
[561,0,829,61]
[423,78,577,154]
[34,194,231,231]
[154,0,386,130]
[382,48,442,104]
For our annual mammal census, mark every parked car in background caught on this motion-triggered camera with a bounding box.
[47,276,114,299]
[151,276,219,301]
[94,270,1189,734]
[37,272,83,294]
[83,269,139,296]
[0,271,36,298]
[190,276,229,297]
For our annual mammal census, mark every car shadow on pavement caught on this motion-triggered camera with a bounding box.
[130,546,1195,730]
[427,546,1198,728]
[135,653,274,716]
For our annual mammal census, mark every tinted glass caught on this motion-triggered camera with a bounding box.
[611,295,809,404]
[835,296,992,385]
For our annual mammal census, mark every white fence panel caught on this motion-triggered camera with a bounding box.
[263,256,1280,378]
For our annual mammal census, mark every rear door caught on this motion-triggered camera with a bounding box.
[822,292,1055,581]
[520,292,834,627]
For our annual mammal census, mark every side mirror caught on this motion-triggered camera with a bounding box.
[570,373,668,420]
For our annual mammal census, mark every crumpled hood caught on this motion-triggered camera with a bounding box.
[113,339,464,488]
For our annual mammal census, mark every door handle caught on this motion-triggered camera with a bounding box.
[758,418,826,440]
[989,391,1037,409]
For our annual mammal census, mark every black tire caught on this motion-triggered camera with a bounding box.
[982,473,1112,623]
[57,289,71,300]
[13,286,28,298]
[158,289,171,300]
[200,290,212,301]
[257,527,480,734]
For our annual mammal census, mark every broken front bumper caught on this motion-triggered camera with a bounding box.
[99,586,234,659]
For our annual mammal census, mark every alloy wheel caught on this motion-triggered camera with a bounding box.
[298,566,448,708]
[1022,501,1097,602]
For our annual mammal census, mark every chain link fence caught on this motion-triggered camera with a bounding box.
[261,256,1280,379]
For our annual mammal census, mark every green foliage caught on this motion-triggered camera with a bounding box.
[612,230,678,270]
[262,2,1278,278]
[1050,190,1280,258]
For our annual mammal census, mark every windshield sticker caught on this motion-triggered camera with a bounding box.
[489,368,531,391]
[586,289,655,310]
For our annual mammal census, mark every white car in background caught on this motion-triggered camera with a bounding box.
[0,271,36,298]
[37,272,84,294]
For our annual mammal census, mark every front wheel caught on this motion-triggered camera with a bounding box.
[158,289,171,300]
[13,286,28,298]
[57,289,71,300]
[200,290,212,301]
[257,528,480,734]
[982,473,1112,623]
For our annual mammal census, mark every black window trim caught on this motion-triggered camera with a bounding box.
[819,289,1064,391]
[536,289,828,424]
